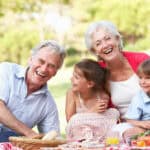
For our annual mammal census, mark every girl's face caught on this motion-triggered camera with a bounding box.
[71,67,92,92]
[139,72,150,94]
[91,28,121,62]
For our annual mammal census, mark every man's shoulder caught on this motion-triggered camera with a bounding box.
[43,92,58,111]
[0,62,20,68]
[45,91,55,102]
[0,62,24,78]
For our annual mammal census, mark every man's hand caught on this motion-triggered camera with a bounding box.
[29,133,44,139]
[0,100,38,137]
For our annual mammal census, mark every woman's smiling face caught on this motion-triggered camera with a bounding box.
[91,28,121,61]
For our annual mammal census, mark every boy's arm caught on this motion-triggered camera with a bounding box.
[126,119,150,129]
[125,92,143,121]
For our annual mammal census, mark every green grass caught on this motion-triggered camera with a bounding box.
[49,82,71,135]
[48,67,72,135]
[49,82,71,99]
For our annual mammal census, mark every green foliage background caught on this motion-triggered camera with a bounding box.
[0,0,150,134]
[0,0,150,65]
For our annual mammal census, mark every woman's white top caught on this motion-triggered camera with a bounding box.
[110,74,141,119]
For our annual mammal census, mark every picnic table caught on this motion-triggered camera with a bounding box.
[1,142,150,150]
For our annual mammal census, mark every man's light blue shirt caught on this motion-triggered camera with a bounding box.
[0,62,60,133]
[125,89,150,121]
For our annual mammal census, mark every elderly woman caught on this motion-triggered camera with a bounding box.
[85,20,150,139]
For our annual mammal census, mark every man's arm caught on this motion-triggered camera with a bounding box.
[0,100,39,138]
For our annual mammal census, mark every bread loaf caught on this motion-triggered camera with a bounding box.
[42,130,58,140]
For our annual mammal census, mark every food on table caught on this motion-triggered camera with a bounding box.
[42,130,58,140]
[105,137,119,145]
[130,130,150,147]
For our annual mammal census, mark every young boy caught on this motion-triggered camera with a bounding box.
[124,59,150,139]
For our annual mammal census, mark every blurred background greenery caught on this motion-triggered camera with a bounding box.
[0,0,150,134]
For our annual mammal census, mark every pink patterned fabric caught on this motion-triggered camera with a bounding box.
[66,108,120,142]
[0,143,22,150]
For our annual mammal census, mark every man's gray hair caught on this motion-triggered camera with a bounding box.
[85,20,123,53]
[31,40,66,66]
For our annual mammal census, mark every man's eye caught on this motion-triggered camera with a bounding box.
[48,64,56,69]
[96,43,100,46]
[39,59,44,64]
[105,37,111,40]
[96,42,101,47]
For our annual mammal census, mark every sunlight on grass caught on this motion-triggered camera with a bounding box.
[48,67,72,135]
[49,82,71,99]
[49,83,71,134]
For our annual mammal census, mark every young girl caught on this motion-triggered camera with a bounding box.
[65,59,119,141]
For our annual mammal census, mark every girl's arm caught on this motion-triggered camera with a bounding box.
[65,89,76,122]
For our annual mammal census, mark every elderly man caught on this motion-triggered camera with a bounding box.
[0,40,66,142]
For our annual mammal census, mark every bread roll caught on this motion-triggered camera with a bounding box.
[42,130,58,140]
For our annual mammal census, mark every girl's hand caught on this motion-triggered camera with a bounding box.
[89,99,108,113]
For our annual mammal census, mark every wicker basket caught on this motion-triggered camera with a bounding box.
[9,136,66,150]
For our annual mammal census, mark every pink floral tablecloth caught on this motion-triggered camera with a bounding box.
[1,142,150,150]
[0,143,22,150]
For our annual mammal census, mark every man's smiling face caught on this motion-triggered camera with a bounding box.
[27,47,62,89]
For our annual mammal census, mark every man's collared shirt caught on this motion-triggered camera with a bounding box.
[0,62,60,133]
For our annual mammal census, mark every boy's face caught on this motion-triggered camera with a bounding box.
[139,72,150,95]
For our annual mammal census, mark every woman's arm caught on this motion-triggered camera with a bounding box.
[65,89,76,122]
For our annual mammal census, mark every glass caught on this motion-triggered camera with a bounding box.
[105,131,122,146]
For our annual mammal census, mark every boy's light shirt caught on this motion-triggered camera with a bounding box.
[125,89,150,121]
